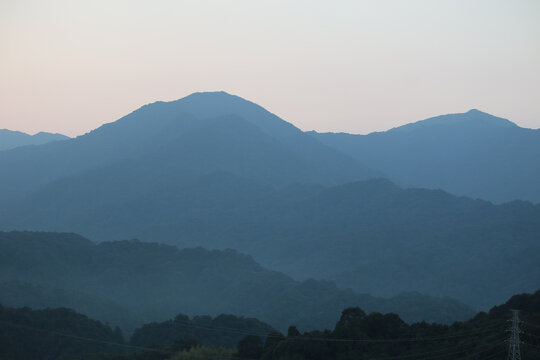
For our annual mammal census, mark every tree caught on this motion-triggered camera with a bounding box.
[237,335,263,358]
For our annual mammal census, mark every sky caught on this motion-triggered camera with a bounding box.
[1,0,539,137]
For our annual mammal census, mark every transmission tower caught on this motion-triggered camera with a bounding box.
[506,309,522,360]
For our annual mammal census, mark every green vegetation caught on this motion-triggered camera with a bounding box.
[0,304,125,360]
[130,313,274,349]
[168,346,234,360]
[1,291,538,360]
[249,290,540,359]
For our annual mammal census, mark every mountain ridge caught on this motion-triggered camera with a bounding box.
[310,109,540,203]
[0,129,69,151]
[0,231,476,333]
[0,92,376,203]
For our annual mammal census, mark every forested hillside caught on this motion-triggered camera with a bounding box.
[103,290,540,360]
[253,290,540,360]
[0,305,125,360]
[0,231,475,333]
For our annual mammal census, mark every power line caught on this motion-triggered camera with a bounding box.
[522,341,540,350]
[372,337,505,360]
[134,318,506,343]
[0,318,511,360]
[522,321,540,329]
[288,323,506,343]
[367,334,505,360]
[0,320,170,354]
[470,348,507,360]
[0,320,260,360]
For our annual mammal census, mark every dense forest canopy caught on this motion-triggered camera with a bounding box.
[0,231,475,334]
[3,290,537,360]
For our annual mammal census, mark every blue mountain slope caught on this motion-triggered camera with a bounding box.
[0,129,69,151]
[309,109,540,203]
[0,92,375,203]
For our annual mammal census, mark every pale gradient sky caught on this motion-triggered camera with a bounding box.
[1,0,539,137]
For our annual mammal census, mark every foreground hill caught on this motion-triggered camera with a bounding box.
[0,231,475,332]
[0,305,125,360]
[105,290,540,360]
[0,129,69,151]
[0,281,141,333]
[129,313,275,349]
[250,290,540,360]
[2,291,538,360]
[309,109,540,203]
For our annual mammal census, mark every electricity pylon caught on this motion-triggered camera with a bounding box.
[507,309,522,360]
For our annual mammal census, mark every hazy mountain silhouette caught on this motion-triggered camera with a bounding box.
[309,109,540,203]
[0,129,69,151]
[0,231,475,332]
[0,281,140,333]
[0,95,538,314]
[2,175,539,310]
[0,92,375,203]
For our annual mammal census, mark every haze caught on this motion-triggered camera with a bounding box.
[1,0,539,137]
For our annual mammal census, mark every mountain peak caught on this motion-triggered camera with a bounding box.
[129,91,301,139]
[466,108,483,114]
[389,109,518,134]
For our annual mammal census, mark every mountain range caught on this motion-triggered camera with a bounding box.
[0,231,475,334]
[0,92,538,315]
[0,129,69,151]
[309,109,540,203]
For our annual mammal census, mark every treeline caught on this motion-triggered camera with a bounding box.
[109,290,540,360]
[0,305,272,360]
[3,290,538,360]
[253,290,540,360]
[0,231,475,334]
[130,313,274,349]
[0,305,125,360]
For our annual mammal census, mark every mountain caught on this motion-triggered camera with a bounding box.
[0,97,538,313]
[3,174,538,310]
[0,129,69,151]
[0,305,125,360]
[0,281,141,334]
[0,231,476,332]
[0,92,375,203]
[309,109,540,203]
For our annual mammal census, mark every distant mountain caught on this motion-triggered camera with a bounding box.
[0,231,475,332]
[0,129,69,151]
[0,96,538,314]
[0,92,376,203]
[3,174,538,310]
[309,109,540,203]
